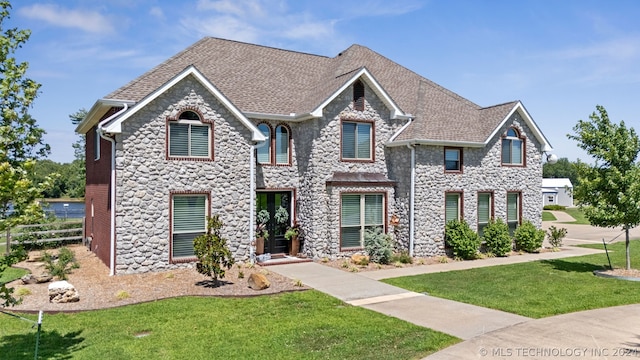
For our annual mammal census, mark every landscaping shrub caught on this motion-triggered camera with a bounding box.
[193,215,235,287]
[445,220,481,260]
[391,251,413,264]
[547,225,568,248]
[482,218,512,257]
[543,205,566,211]
[364,227,393,264]
[43,246,80,280]
[514,220,546,253]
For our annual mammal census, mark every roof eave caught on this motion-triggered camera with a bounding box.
[75,99,135,134]
[386,139,485,148]
[484,101,553,151]
[244,111,319,122]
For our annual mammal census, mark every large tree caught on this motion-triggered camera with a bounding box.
[568,105,640,270]
[542,157,580,187]
[0,1,52,307]
[67,108,87,198]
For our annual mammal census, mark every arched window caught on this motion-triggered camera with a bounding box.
[168,110,211,159]
[256,123,271,164]
[353,80,365,111]
[501,128,523,165]
[275,125,290,165]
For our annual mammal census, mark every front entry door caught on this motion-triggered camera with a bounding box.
[256,191,291,254]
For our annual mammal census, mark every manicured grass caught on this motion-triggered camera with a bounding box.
[0,291,458,359]
[0,267,28,285]
[561,207,590,225]
[542,211,556,221]
[384,241,640,319]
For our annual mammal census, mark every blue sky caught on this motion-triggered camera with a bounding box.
[9,0,640,164]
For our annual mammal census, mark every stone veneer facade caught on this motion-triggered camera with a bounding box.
[109,75,543,273]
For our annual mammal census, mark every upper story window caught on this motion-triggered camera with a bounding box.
[168,110,212,160]
[342,121,372,161]
[256,123,271,164]
[353,80,365,111]
[256,123,291,165]
[444,147,462,172]
[275,125,290,165]
[501,128,524,166]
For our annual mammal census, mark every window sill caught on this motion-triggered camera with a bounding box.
[170,256,197,264]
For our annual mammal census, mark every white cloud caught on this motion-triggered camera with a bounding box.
[552,37,640,62]
[149,6,165,20]
[18,4,114,34]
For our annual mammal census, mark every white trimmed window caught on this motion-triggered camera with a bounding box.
[507,192,521,234]
[171,194,207,259]
[341,193,384,249]
[168,111,211,159]
[256,123,271,164]
[445,147,462,172]
[275,125,290,165]
[477,192,493,236]
[445,192,462,223]
[342,121,372,160]
[502,128,523,165]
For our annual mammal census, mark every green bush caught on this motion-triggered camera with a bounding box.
[482,218,512,257]
[543,205,566,210]
[445,220,481,260]
[547,225,568,248]
[391,251,413,264]
[193,215,235,287]
[514,220,546,253]
[364,227,393,264]
[43,246,80,280]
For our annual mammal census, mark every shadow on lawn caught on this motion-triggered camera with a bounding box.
[540,259,606,273]
[195,280,233,288]
[0,329,85,359]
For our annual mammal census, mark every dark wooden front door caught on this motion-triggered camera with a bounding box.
[256,191,291,254]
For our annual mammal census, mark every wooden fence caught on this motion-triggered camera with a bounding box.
[2,219,84,255]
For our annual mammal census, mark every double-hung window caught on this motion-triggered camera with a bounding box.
[168,111,211,159]
[171,194,208,260]
[341,193,384,249]
[502,128,523,165]
[342,121,372,160]
[256,123,271,164]
[507,192,521,234]
[445,147,462,172]
[477,192,493,236]
[275,125,290,164]
[445,192,463,223]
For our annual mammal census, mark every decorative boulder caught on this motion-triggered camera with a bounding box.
[21,273,53,285]
[248,273,270,290]
[48,281,80,303]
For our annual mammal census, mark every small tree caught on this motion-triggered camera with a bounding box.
[547,226,567,249]
[568,105,640,269]
[482,218,512,257]
[364,227,393,264]
[193,215,235,287]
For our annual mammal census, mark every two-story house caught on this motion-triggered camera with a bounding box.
[75,37,553,275]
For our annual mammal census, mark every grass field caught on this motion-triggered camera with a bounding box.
[542,211,556,221]
[0,291,458,359]
[385,241,640,318]
[561,207,590,224]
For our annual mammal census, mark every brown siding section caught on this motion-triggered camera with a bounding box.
[84,107,120,268]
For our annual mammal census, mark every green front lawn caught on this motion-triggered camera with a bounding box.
[384,241,640,319]
[562,207,590,225]
[0,267,28,285]
[542,211,556,221]
[0,291,457,359]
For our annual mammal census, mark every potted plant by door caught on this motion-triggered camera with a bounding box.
[285,222,300,256]
[255,209,270,255]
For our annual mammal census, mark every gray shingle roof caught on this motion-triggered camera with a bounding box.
[105,37,519,143]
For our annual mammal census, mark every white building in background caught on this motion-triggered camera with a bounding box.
[542,178,573,207]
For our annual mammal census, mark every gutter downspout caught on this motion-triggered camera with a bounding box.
[97,104,129,276]
[408,144,416,257]
[249,143,256,264]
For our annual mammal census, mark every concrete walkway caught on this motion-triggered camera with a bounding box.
[270,217,640,359]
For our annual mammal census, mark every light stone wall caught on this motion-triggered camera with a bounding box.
[409,111,544,257]
[114,76,254,274]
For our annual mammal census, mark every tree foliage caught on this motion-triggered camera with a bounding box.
[0,1,52,308]
[193,215,235,287]
[542,157,580,186]
[567,105,640,269]
[30,159,84,198]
